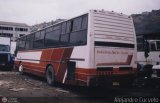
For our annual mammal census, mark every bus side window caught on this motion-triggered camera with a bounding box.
[70,20,74,32]
[19,37,26,50]
[15,39,20,56]
[16,39,20,50]
[150,42,156,51]
[72,17,82,32]
[66,21,71,33]
[34,30,45,48]
[137,43,143,51]
[61,22,66,34]
[69,15,87,46]
[66,20,74,33]
[137,36,144,51]
[46,27,53,33]
[60,22,69,45]
[82,15,88,30]
[25,34,34,50]
[45,25,61,47]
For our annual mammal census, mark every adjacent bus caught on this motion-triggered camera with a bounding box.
[137,33,160,66]
[15,10,137,86]
[0,37,14,70]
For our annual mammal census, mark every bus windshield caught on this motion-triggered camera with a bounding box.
[0,44,10,52]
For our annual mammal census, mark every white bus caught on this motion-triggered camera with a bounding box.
[137,34,160,66]
[15,10,137,86]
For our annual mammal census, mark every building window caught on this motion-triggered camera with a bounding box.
[0,26,13,31]
[19,34,25,37]
[15,27,28,32]
[0,33,13,37]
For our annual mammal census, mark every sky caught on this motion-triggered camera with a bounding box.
[0,0,160,26]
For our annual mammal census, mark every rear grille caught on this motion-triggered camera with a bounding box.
[119,67,132,71]
[0,54,8,63]
[97,67,113,71]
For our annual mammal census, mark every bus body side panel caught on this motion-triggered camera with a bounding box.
[16,47,92,86]
[16,50,46,76]
[16,48,73,79]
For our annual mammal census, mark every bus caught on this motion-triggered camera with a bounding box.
[0,37,14,70]
[15,10,137,86]
[137,33,160,66]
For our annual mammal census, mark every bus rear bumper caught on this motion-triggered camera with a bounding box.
[89,74,135,87]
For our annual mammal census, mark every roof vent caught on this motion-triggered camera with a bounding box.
[94,10,97,12]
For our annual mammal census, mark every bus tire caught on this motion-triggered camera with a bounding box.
[19,63,24,75]
[46,65,55,86]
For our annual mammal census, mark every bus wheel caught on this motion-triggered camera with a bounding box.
[46,65,55,86]
[19,63,24,75]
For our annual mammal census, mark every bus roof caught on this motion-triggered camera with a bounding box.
[18,9,131,40]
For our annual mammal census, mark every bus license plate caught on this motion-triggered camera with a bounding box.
[113,82,119,86]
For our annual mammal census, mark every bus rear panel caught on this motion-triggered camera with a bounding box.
[88,10,137,86]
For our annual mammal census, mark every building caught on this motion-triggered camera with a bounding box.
[0,21,30,41]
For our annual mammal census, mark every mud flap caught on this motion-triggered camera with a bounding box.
[67,61,76,80]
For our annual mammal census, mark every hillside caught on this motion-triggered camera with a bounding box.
[132,9,160,35]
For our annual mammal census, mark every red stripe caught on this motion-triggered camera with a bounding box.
[75,68,136,82]
[56,48,73,82]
